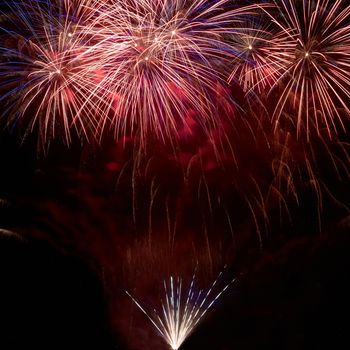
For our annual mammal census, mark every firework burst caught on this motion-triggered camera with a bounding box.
[0,0,101,144]
[265,0,350,138]
[0,0,271,146]
[126,271,234,350]
[80,0,262,145]
[228,19,294,94]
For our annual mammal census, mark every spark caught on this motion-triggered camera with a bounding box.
[0,0,269,146]
[228,19,293,93]
[80,0,263,145]
[264,0,350,138]
[0,0,102,144]
[126,272,235,350]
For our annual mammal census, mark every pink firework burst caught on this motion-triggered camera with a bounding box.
[0,0,103,144]
[265,0,350,139]
[79,0,263,145]
[228,18,294,94]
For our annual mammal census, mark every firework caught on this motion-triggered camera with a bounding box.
[0,0,272,146]
[79,0,263,145]
[0,0,101,144]
[126,271,234,350]
[228,19,294,94]
[264,0,350,138]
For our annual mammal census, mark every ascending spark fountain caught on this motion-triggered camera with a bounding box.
[126,272,235,350]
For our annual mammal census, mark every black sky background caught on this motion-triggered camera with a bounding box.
[1,0,350,349]
[0,124,350,349]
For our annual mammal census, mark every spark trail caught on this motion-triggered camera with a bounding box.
[126,272,235,350]
[265,0,350,138]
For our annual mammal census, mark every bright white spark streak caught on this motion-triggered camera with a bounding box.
[126,272,235,350]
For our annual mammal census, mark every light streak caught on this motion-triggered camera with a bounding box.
[126,272,235,350]
[265,0,350,138]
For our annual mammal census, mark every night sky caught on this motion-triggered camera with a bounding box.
[1,1,350,349]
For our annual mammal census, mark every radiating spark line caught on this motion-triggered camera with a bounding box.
[0,0,103,144]
[126,272,235,350]
[78,0,265,144]
[228,19,294,94]
[264,0,350,138]
[1,0,272,146]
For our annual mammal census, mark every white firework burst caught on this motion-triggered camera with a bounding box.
[126,272,235,350]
